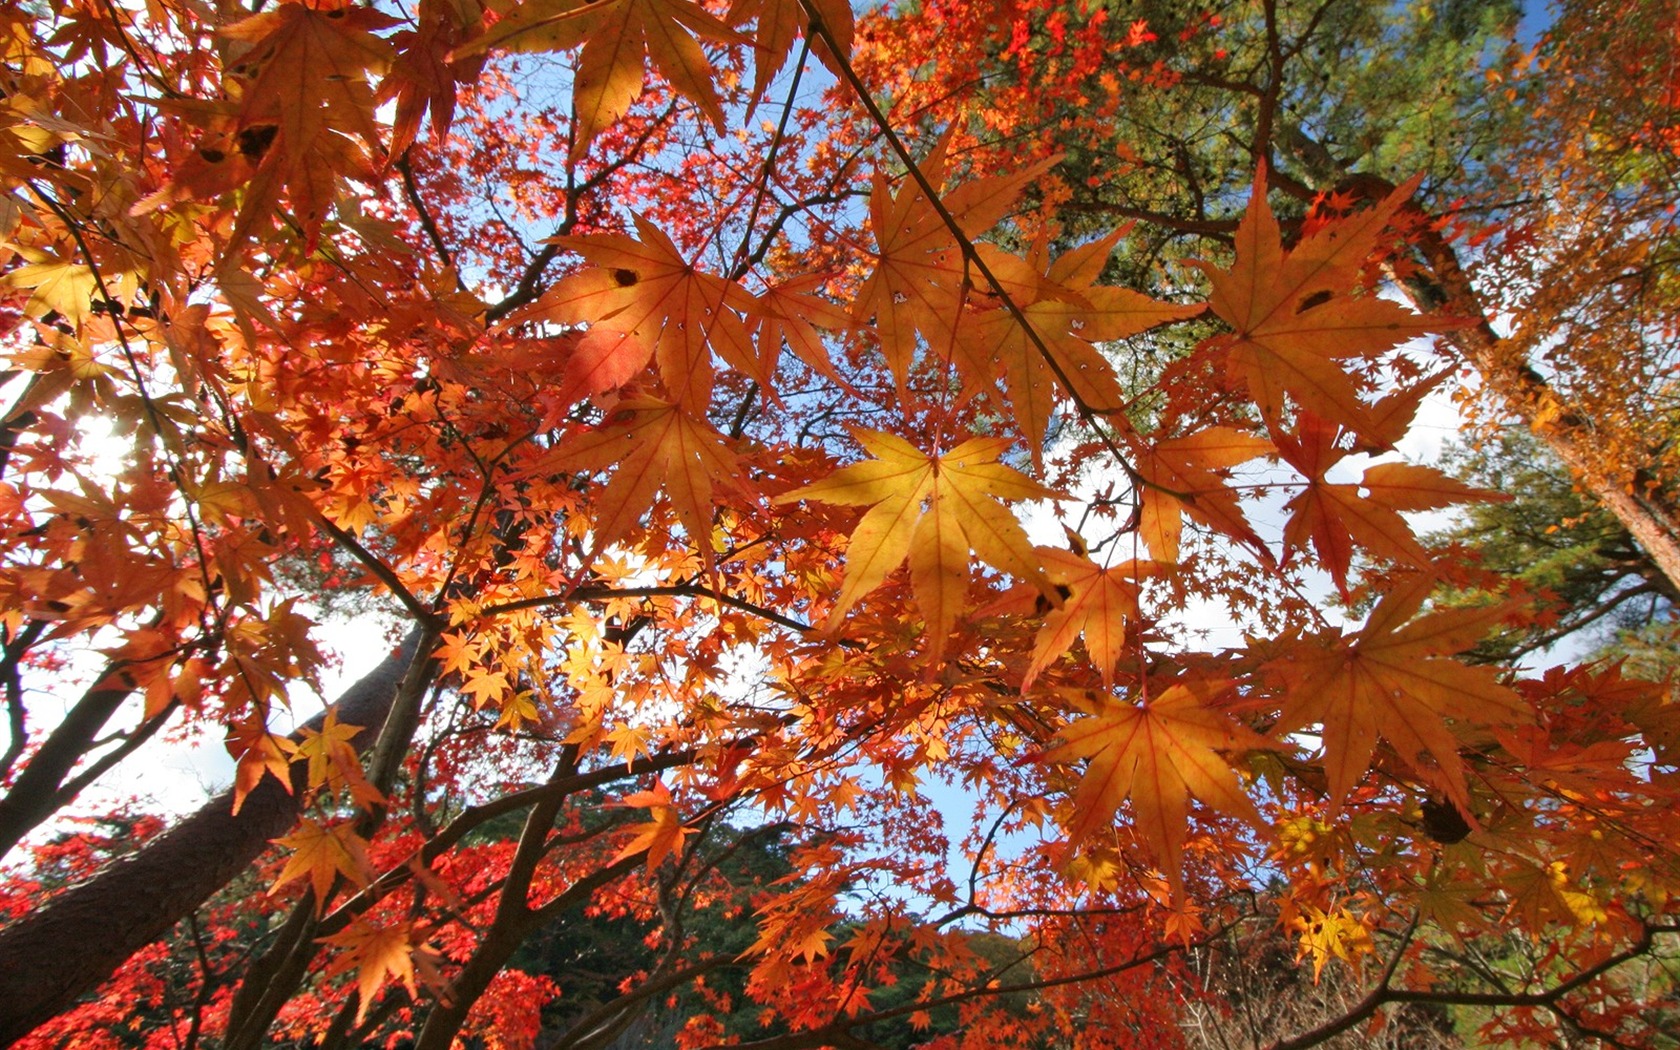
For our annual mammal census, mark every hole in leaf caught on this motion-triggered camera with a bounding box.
[237,124,278,159]
[1296,290,1332,313]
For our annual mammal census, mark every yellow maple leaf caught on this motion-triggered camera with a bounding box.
[0,251,97,328]
[1292,904,1375,980]
[270,817,370,907]
[776,430,1057,659]
[294,710,369,796]
[495,690,541,732]
[1503,860,1607,929]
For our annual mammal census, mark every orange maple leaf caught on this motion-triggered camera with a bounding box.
[748,275,852,388]
[1131,426,1274,563]
[380,0,486,156]
[220,2,393,154]
[776,430,1058,659]
[518,217,758,413]
[225,715,298,815]
[270,817,370,907]
[1020,548,1159,692]
[321,919,423,1021]
[548,397,751,565]
[956,228,1201,465]
[1278,575,1531,811]
[1039,680,1271,897]
[1200,165,1448,435]
[727,0,854,97]
[854,143,1059,402]
[144,2,396,242]
[459,0,747,156]
[612,781,690,871]
[1275,412,1500,594]
[295,710,383,809]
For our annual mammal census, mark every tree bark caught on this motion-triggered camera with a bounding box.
[0,671,136,862]
[0,625,426,1046]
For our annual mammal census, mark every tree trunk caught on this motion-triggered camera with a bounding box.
[1343,173,1680,594]
[0,626,426,1046]
[0,671,136,862]
[1424,251,1680,593]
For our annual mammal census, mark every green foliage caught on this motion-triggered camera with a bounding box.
[1430,428,1678,663]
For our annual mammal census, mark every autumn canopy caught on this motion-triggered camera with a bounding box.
[1,0,1678,1047]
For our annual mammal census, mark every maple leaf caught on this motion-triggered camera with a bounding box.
[1414,873,1486,934]
[460,666,512,707]
[612,781,690,871]
[1019,548,1158,692]
[1356,370,1453,453]
[853,144,1059,402]
[1277,575,1531,811]
[747,275,851,388]
[459,0,747,156]
[1039,681,1271,897]
[220,2,393,153]
[381,0,486,157]
[321,920,421,1021]
[1200,165,1447,435]
[1291,904,1375,980]
[0,251,97,329]
[1275,412,1500,594]
[1504,861,1607,928]
[295,709,359,789]
[1130,426,1274,563]
[518,217,758,413]
[776,430,1058,659]
[270,817,370,907]
[547,397,751,564]
[746,878,841,966]
[295,710,383,808]
[727,0,854,97]
[151,1,397,241]
[956,228,1201,465]
[495,689,541,731]
[225,715,298,815]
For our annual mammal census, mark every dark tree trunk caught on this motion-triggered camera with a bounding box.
[0,626,425,1045]
[0,676,134,862]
